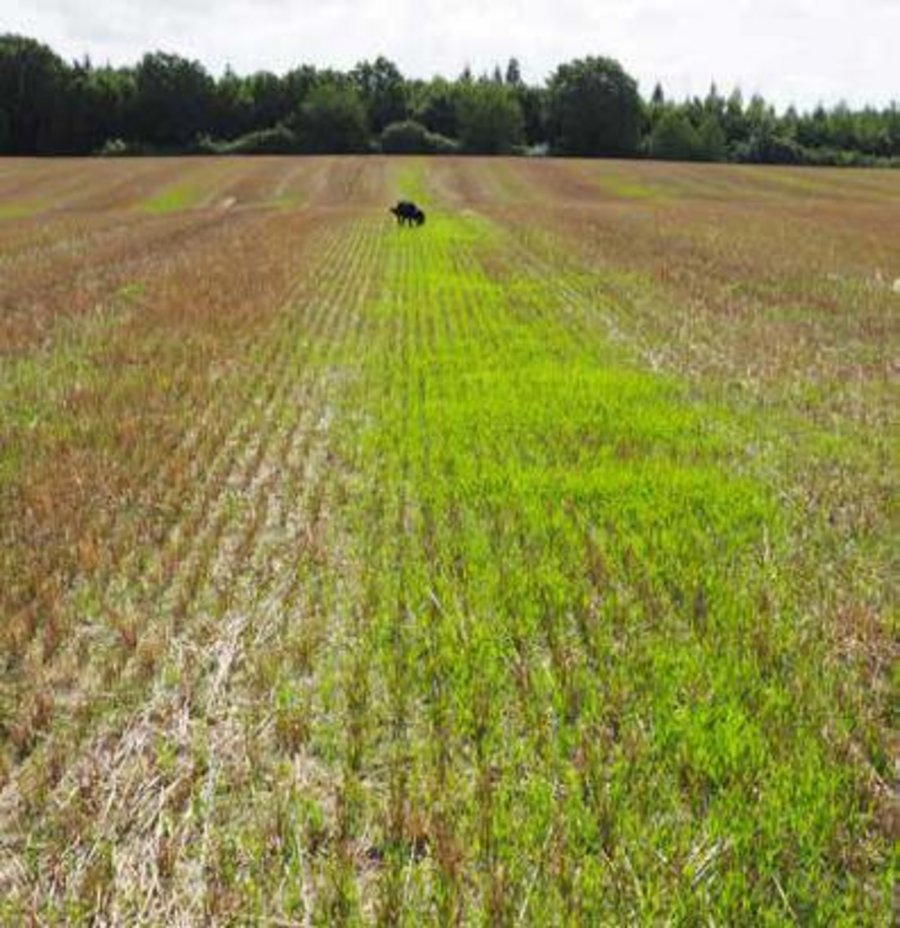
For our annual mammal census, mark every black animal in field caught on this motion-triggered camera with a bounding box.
[390,200,426,227]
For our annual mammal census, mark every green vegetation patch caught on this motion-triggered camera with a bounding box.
[318,211,885,922]
[266,193,305,210]
[596,171,668,202]
[0,202,41,220]
[0,284,143,488]
[391,158,431,205]
[140,181,204,213]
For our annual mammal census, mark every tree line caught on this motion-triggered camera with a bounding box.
[1,34,898,165]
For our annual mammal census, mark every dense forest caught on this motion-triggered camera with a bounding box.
[1,34,898,165]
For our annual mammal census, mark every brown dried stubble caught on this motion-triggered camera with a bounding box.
[425,155,543,207]
[0,158,103,207]
[210,155,315,206]
[480,163,899,425]
[0,157,400,920]
[514,158,645,204]
[303,155,397,209]
[0,156,350,350]
[0,212,241,353]
[0,190,345,766]
[0,157,333,341]
[0,158,192,220]
[525,157,900,205]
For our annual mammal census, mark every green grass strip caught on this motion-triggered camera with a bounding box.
[324,211,888,922]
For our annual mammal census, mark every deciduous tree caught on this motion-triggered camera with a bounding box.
[455,79,524,154]
[546,56,642,156]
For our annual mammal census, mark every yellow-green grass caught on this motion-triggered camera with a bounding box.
[592,168,668,201]
[0,202,41,220]
[308,212,890,922]
[139,178,211,213]
[0,157,895,924]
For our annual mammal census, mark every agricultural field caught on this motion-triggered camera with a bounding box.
[0,155,896,924]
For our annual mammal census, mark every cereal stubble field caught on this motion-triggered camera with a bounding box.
[0,157,896,923]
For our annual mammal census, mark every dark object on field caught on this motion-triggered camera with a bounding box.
[390,200,426,227]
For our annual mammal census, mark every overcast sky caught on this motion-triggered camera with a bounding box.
[4,0,898,111]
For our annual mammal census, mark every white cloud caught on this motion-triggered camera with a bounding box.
[3,0,897,109]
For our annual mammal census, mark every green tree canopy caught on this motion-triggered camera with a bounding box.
[351,57,407,134]
[131,52,215,146]
[412,78,459,139]
[380,119,457,154]
[293,82,369,153]
[697,116,726,161]
[649,109,700,160]
[546,56,642,156]
[0,35,68,153]
[0,33,897,164]
[505,57,522,86]
[213,66,255,140]
[455,79,524,154]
